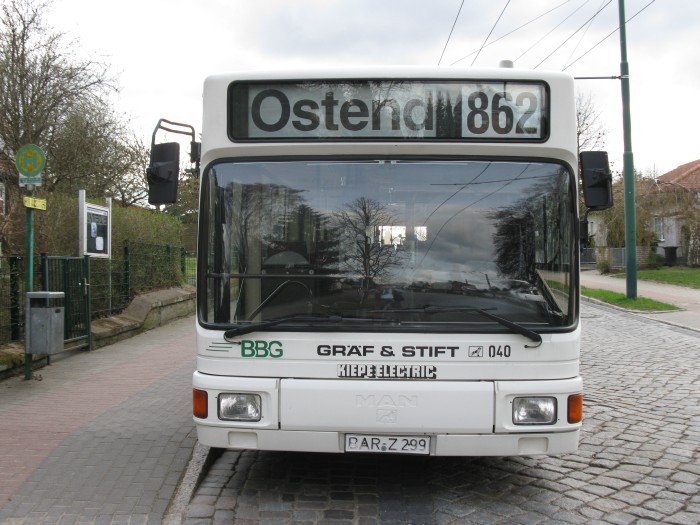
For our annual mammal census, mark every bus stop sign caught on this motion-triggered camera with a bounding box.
[16,144,45,187]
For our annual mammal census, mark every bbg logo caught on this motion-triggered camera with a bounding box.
[241,340,283,358]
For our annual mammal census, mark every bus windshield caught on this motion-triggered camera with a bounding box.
[201,159,576,332]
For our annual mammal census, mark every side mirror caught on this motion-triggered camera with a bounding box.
[147,142,180,204]
[580,151,613,211]
[146,119,200,206]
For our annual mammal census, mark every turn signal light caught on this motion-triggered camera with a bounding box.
[193,388,208,419]
[568,393,583,424]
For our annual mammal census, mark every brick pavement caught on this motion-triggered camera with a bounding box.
[0,315,197,525]
[182,303,699,524]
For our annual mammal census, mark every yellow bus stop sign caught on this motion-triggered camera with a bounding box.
[23,196,47,210]
[16,144,46,186]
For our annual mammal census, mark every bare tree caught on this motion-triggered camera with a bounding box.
[106,132,150,207]
[596,174,659,249]
[47,100,148,204]
[0,0,112,163]
[0,0,149,249]
[576,91,608,154]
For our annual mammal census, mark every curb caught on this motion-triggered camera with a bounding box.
[581,294,699,334]
[163,443,220,524]
[91,285,196,349]
[580,293,680,315]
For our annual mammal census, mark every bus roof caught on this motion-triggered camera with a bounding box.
[200,66,577,168]
[205,65,574,83]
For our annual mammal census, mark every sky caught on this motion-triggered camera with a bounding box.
[46,0,699,176]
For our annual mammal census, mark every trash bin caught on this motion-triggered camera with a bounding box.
[25,291,65,355]
[663,246,678,266]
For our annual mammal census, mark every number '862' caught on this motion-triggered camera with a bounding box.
[466,91,539,135]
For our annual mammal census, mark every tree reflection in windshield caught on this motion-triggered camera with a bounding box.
[332,196,408,292]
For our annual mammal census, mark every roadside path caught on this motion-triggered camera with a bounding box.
[580,269,700,332]
[0,315,196,524]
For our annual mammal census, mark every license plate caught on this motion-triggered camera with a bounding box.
[345,434,430,455]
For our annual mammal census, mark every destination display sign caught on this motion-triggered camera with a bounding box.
[229,79,548,141]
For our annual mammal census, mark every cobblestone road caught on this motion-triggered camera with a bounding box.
[184,303,699,524]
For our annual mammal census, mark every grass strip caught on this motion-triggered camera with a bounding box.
[581,286,679,311]
[612,267,700,289]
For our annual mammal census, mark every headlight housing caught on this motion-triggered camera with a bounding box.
[218,393,262,422]
[512,397,557,425]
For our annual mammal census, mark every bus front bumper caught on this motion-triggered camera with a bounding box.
[196,426,580,456]
[193,372,582,456]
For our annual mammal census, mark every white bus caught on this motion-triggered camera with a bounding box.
[147,66,612,456]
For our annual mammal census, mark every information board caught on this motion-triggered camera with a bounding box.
[78,190,111,258]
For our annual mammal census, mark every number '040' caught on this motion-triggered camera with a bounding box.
[488,345,511,358]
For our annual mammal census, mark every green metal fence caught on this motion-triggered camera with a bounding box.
[0,241,195,345]
[181,248,196,287]
[0,256,23,344]
[41,255,91,350]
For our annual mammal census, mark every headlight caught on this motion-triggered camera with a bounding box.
[218,393,262,422]
[512,397,557,425]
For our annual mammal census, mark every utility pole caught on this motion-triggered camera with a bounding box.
[619,0,637,298]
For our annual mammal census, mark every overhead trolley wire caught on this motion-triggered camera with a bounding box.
[438,0,465,66]
[563,0,658,71]
[563,0,608,69]
[450,0,572,66]
[515,0,593,63]
[471,0,511,66]
[534,0,613,69]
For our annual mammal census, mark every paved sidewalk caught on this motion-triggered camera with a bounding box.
[580,269,700,332]
[0,315,197,524]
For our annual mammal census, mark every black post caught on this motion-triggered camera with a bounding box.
[9,256,21,341]
[84,255,93,351]
[40,252,49,291]
[166,244,172,286]
[40,253,53,365]
[62,256,71,340]
[123,240,131,302]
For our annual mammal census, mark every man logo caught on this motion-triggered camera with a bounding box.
[356,395,417,408]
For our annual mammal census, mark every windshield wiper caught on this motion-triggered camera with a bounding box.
[373,306,542,348]
[531,271,566,322]
[224,314,396,340]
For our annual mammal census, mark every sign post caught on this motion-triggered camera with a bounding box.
[16,144,46,380]
[79,190,112,316]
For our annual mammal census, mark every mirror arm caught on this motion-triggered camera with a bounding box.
[151,119,201,170]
